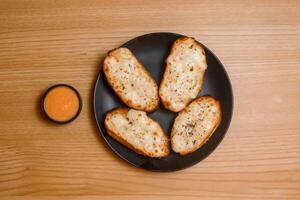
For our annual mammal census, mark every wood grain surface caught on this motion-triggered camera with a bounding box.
[0,0,300,199]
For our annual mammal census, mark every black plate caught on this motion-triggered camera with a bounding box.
[93,32,233,171]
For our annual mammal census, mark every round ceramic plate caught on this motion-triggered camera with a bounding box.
[93,32,233,171]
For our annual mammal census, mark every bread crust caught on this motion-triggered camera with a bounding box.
[103,48,159,112]
[171,96,222,155]
[104,108,170,158]
[159,37,207,112]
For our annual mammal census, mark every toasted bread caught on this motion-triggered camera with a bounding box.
[159,37,207,112]
[103,48,159,112]
[104,108,170,158]
[171,96,222,155]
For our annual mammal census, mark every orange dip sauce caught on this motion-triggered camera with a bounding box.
[44,85,80,122]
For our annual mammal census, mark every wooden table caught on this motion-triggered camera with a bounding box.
[0,0,299,199]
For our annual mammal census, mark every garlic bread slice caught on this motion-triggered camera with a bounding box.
[105,108,170,158]
[103,48,159,112]
[159,37,207,112]
[171,96,221,155]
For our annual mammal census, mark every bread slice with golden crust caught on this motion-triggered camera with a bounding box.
[159,37,207,112]
[103,48,159,112]
[171,96,222,155]
[104,108,170,158]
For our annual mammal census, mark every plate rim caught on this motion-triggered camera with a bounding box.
[93,32,234,172]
